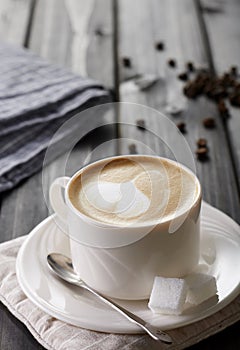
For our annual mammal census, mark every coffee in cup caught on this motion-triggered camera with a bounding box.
[68,156,198,226]
[50,155,201,300]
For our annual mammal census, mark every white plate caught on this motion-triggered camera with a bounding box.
[16,202,240,333]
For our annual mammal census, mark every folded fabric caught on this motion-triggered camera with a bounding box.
[1,236,240,350]
[0,43,112,192]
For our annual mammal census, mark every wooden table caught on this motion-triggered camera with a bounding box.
[0,0,240,349]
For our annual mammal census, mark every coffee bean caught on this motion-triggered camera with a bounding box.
[197,138,207,148]
[178,72,188,81]
[186,61,195,72]
[203,83,214,97]
[211,87,228,100]
[231,66,238,76]
[217,100,230,118]
[95,28,104,36]
[177,122,186,133]
[223,72,231,80]
[183,84,199,98]
[128,143,137,154]
[155,41,165,51]
[196,147,209,161]
[229,93,240,107]
[181,64,240,124]
[218,100,227,111]
[122,57,132,68]
[168,59,176,68]
[203,117,216,129]
[136,119,146,130]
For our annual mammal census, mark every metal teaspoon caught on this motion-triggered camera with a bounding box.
[47,253,172,344]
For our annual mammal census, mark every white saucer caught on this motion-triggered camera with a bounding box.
[16,202,240,333]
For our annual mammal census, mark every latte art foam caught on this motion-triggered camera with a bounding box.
[68,156,198,225]
[83,180,151,218]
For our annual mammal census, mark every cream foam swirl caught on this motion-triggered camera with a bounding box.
[81,170,169,220]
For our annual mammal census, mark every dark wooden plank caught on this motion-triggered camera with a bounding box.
[0,1,115,349]
[0,0,116,242]
[0,0,34,46]
[87,0,114,88]
[200,0,240,190]
[63,0,114,88]
[29,0,116,211]
[0,2,42,348]
[118,0,240,223]
[117,1,240,348]
[188,320,240,350]
[29,0,73,68]
[0,0,36,241]
[0,303,42,350]
[29,0,114,87]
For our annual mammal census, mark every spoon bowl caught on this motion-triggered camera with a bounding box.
[47,253,172,344]
[47,253,83,285]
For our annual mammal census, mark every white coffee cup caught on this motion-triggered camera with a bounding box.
[50,155,201,300]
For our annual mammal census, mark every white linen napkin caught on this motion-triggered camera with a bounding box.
[1,236,240,350]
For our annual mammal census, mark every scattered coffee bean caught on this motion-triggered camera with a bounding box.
[128,143,137,154]
[229,93,240,107]
[203,117,216,129]
[95,28,104,36]
[183,83,199,99]
[136,119,146,130]
[155,41,165,51]
[213,87,228,101]
[182,67,240,109]
[122,57,132,68]
[178,72,188,81]
[231,66,238,77]
[197,138,208,148]
[186,61,195,72]
[217,100,230,118]
[177,122,186,133]
[196,136,209,161]
[168,59,176,68]
[196,147,209,161]
[217,100,227,112]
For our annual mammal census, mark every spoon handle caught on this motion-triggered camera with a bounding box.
[79,282,172,344]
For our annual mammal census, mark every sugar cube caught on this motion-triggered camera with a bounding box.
[186,273,217,305]
[148,276,187,315]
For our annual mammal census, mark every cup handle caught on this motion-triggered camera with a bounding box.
[49,177,70,233]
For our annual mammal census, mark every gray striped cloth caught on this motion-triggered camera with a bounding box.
[0,44,112,192]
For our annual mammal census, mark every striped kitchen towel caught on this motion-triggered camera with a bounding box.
[0,43,112,192]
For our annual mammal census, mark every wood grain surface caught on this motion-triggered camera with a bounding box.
[200,0,240,187]
[117,0,240,222]
[0,0,240,349]
[0,1,115,349]
[0,0,34,47]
